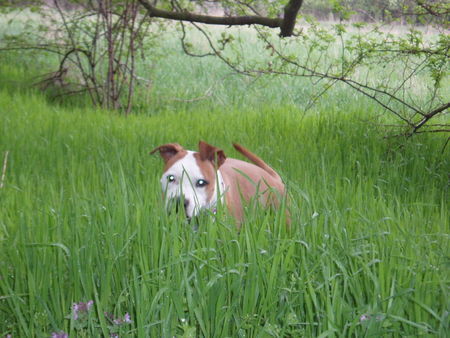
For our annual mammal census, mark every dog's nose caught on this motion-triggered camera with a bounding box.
[174,197,190,214]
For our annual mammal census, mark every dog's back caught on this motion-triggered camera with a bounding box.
[232,143,281,180]
[219,144,286,222]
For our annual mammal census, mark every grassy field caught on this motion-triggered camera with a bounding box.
[0,14,449,337]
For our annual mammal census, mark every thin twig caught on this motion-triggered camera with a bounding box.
[53,0,96,105]
[441,137,450,154]
[180,22,215,58]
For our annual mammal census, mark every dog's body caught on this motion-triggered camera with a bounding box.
[151,141,286,226]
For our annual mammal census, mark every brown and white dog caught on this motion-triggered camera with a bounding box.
[151,141,287,226]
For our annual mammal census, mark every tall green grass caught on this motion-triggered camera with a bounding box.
[0,88,448,336]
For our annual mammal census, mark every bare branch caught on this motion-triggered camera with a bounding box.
[414,129,449,134]
[412,102,450,134]
[280,0,303,37]
[137,0,304,37]
[138,0,280,28]
[416,0,450,17]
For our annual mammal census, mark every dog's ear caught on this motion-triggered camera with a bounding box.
[150,143,184,163]
[198,141,226,168]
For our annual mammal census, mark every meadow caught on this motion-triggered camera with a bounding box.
[0,14,449,337]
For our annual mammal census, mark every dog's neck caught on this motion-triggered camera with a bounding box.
[209,169,226,210]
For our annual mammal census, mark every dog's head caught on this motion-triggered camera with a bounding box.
[151,141,226,219]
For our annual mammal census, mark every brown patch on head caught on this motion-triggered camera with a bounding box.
[193,152,217,202]
[150,143,184,163]
[196,141,227,202]
[162,150,188,172]
[150,143,188,171]
[198,141,226,169]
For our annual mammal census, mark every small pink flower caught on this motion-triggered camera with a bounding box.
[124,313,132,323]
[111,312,133,325]
[51,331,68,338]
[359,314,370,322]
[72,300,94,320]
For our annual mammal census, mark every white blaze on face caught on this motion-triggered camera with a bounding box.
[161,151,216,218]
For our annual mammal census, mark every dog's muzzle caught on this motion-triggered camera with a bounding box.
[174,197,189,214]
[167,197,191,217]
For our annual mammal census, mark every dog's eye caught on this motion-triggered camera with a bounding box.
[167,175,175,182]
[196,179,208,187]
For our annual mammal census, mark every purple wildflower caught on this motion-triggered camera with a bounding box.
[51,331,68,338]
[124,313,132,324]
[72,300,94,320]
[359,314,370,322]
[109,312,133,325]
